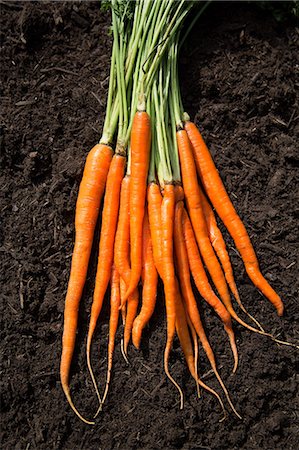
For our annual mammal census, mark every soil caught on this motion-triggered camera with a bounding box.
[1,2,298,449]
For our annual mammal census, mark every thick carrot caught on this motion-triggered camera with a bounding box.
[147,182,163,277]
[132,210,158,349]
[185,120,284,316]
[175,201,241,418]
[200,187,264,331]
[86,153,125,400]
[182,209,238,371]
[160,184,183,403]
[99,266,120,412]
[175,290,226,420]
[60,142,112,425]
[124,111,151,302]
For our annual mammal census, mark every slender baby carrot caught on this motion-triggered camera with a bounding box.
[160,184,183,404]
[98,265,120,413]
[132,210,158,349]
[185,120,284,316]
[114,175,131,285]
[124,111,151,302]
[176,129,233,318]
[200,187,264,331]
[113,174,139,355]
[86,152,125,400]
[147,182,163,278]
[175,201,241,418]
[60,142,112,425]
[182,209,238,372]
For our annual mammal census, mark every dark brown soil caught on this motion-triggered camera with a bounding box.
[1,2,298,449]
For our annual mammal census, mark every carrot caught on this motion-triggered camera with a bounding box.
[97,265,120,415]
[60,142,112,425]
[160,183,183,404]
[200,186,264,331]
[132,210,158,349]
[175,201,241,418]
[147,182,163,277]
[86,152,125,402]
[175,289,226,420]
[182,208,238,371]
[185,120,284,316]
[176,129,234,325]
[114,175,131,284]
[124,111,151,303]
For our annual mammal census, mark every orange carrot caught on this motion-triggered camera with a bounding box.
[200,187,264,331]
[132,210,158,349]
[124,111,151,303]
[147,182,163,278]
[113,175,139,355]
[60,142,112,425]
[185,120,284,316]
[114,175,131,285]
[182,208,238,371]
[86,153,125,400]
[176,129,233,320]
[200,187,240,303]
[99,266,120,412]
[160,184,183,403]
[175,201,241,418]
[123,289,139,355]
[175,289,226,420]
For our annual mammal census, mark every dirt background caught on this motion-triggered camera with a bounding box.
[1,1,298,449]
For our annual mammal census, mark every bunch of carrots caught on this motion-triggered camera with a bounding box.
[60,0,297,425]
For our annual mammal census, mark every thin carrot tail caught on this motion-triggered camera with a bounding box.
[94,352,113,418]
[231,287,265,332]
[229,307,299,349]
[223,322,239,374]
[187,317,201,398]
[190,371,227,422]
[212,366,242,420]
[86,325,102,408]
[61,384,95,425]
[164,340,184,410]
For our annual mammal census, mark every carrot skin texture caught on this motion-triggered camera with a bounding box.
[161,184,177,350]
[182,209,238,370]
[177,129,232,309]
[101,265,121,406]
[174,201,217,367]
[132,211,158,349]
[147,182,163,278]
[60,143,112,420]
[114,175,131,284]
[87,154,125,348]
[185,121,283,315]
[124,111,151,302]
[200,187,240,303]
